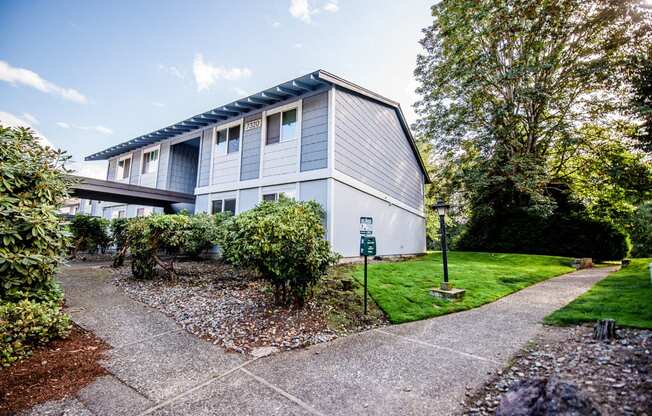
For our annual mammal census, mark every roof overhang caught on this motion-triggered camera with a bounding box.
[85,69,431,183]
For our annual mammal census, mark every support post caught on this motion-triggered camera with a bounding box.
[364,254,368,315]
[440,214,449,288]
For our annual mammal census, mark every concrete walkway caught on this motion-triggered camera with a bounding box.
[26,264,616,416]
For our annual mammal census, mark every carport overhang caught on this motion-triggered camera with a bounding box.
[68,176,195,212]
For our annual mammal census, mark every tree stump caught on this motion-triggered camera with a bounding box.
[593,319,616,340]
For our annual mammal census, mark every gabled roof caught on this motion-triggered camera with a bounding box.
[85,70,430,183]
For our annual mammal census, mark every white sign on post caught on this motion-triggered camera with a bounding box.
[360,217,373,235]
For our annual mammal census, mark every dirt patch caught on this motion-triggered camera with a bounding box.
[112,260,387,354]
[461,325,652,415]
[0,324,109,416]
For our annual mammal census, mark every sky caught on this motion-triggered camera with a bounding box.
[0,0,433,178]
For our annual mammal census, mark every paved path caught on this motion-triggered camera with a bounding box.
[26,264,616,416]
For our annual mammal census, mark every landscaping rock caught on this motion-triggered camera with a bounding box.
[496,377,600,416]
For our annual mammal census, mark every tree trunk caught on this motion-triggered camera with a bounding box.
[152,253,177,279]
[594,319,617,340]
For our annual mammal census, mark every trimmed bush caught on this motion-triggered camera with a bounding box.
[68,214,111,257]
[110,217,131,267]
[0,300,71,366]
[183,213,228,258]
[0,125,72,303]
[218,198,339,306]
[457,210,629,261]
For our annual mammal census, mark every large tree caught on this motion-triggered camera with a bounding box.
[415,0,652,216]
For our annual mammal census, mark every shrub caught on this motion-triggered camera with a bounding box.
[110,217,131,267]
[457,210,629,261]
[0,300,71,366]
[0,125,72,303]
[68,214,111,257]
[126,214,192,278]
[183,213,226,258]
[218,198,339,306]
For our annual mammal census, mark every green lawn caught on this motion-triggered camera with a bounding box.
[545,258,652,329]
[350,251,574,323]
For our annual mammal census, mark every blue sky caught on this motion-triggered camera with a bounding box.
[0,0,432,177]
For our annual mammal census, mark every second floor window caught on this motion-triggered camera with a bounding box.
[266,108,298,145]
[142,149,159,174]
[117,157,131,179]
[216,125,241,155]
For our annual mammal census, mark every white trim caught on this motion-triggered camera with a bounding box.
[194,168,329,195]
[259,110,267,179]
[208,128,216,186]
[327,177,334,243]
[295,100,303,172]
[195,134,203,187]
[331,170,425,218]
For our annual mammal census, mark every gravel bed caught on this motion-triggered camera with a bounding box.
[461,325,652,415]
[112,261,345,354]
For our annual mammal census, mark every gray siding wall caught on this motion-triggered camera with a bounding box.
[197,129,213,187]
[129,149,142,185]
[107,158,117,180]
[300,92,328,171]
[240,114,262,181]
[194,194,209,214]
[157,141,171,189]
[168,142,199,193]
[299,179,328,234]
[334,88,424,210]
[238,188,259,212]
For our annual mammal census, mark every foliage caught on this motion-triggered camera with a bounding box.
[628,48,652,153]
[456,208,629,261]
[0,300,71,366]
[629,202,652,258]
[350,251,573,324]
[415,0,651,214]
[183,213,228,258]
[110,217,131,267]
[545,259,652,329]
[122,213,223,278]
[0,125,73,303]
[68,214,111,256]
[218,198,339,306]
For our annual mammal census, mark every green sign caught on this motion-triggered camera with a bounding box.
[360,236,376,256]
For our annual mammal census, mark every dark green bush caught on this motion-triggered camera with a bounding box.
[0,125,72,303]
[456,210,629,261]
[218,198,339,306]
[110,217,131,267]
[0,300,71,366]
[183,213,227,258]
[68,214,111,256]
[629,202,652,258]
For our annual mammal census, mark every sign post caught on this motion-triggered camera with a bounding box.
[359,217,376,315]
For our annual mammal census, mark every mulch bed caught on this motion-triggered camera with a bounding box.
[0,324,110,416]
[461,325,652,415]
[112,260,387,354]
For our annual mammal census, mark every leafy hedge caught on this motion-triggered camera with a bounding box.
[456,210,629,261]
[0,125,72,366]
[218,198,339,305]
[68,214,111,257]
[0,300,71,366]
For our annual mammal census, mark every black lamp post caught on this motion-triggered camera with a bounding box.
[433,199,451,290]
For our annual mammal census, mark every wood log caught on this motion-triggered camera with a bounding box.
[593,319,617,340]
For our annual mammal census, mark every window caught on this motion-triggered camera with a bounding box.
[216,125,241,155]
[136,208,145,217]
[266,108,298,145]
[262,192,294,202]
[211,198,236,215]
[227,125,240,153]
[118,210,126,219]
[117,157,131,180]
[142,149,159,174]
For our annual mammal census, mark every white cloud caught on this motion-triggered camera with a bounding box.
[294,43,303,49]
[0,60,87,104]
[57,121,113,135]
[158,64,184,79]
[272,21,281,28]
[323,1,339,12]
[65,160,108,179]
[152,101,165,107]
[0,110,53,147]
[192,53,252,92]
[289,0,314,23]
